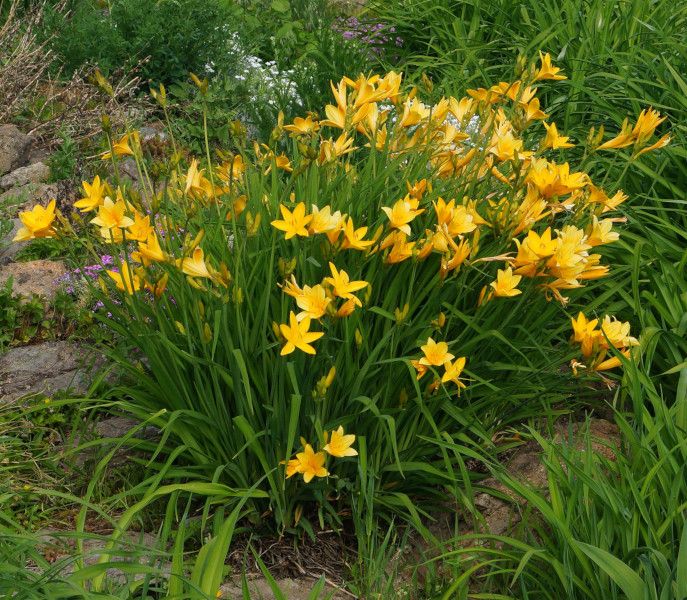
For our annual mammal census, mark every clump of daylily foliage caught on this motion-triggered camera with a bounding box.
[15,53,668,531]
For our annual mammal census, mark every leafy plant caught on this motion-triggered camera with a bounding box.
[48,129,78,182]
[24,56,665,540]
[43,0,242,86]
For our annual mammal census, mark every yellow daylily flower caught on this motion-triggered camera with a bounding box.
[542,122,574,149]
[126,212,155,242]
[318,133,357,164]
[570,313,638,374]
[420,337,455,367]
[216,154,245,183]
[441,356,467,389]
[535,52,567,81]
[635,133,671,157]
[271,202,312,240]
[522,97,549,122]
[490,267,522,297]
[340,217,375,251]
[587,217,619,247]
[525,227,557,258]
[90,197,134,230]
[284,115,320,135]
[571,312,599,358]
[383,232,415,264]
[323,426,358,458]
[324,262,368,306]
[334,297,358,318]
[279,311,324,356]
[381,196,424,235]
[599,315,638,350]
[135,232,167,264]
[490,127,531,162]
[74,176,108,212]
[293,444,328,483]
[285,458,301,478]
[101,132,137,160]
[180,247,212,279]
[107,262,142,294]
[632,108,667,145]
[294,284,331,321]
[526,159,588,198]
[13,200,57,241]
[399,98,430,127]
[588,185,628,213]
[434,198,477,237]
[184,159,220,200]
[598,118,635,150]
[309,204,344,235]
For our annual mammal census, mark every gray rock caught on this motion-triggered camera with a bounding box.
[470,418,620,536]
[119,157,140,182]
[0,218,25,265]
[0,124,31,176]
[39,531,163,583]
[95,416,140,439]
[0,259,67,299]
[139,125,168,144]
[94,415,159,443]
[0,182,59,211]
[220,576,346,600]
[0,341,92,402]
[0,162,50,191]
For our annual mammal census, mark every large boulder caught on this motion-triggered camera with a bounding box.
[0,182,59,212]
[0,161,50,191]
[0,124,31,176]
[0,341,90,402]
[0,259,67,299]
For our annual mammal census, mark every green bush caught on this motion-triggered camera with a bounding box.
[44,0,241,86]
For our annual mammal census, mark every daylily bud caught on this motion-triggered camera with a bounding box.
[230,120,246,140]
[421,73,434,94]
[325,366,336,388]
[355,328,363,348]
[394,303,410,324]
[153,273,168,298]
[189,229,205,251]
[247,212,262,236]
[93,69,114,97]
[190,72,208,95]
[278,256,297,278]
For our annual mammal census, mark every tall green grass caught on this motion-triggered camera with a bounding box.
[371,0,687,389]
[369,0,687,215]
[430,356,687,598]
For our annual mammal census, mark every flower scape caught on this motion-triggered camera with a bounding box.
[18,54,664,529]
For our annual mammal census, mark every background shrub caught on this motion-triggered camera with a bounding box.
[44,0,241,85]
